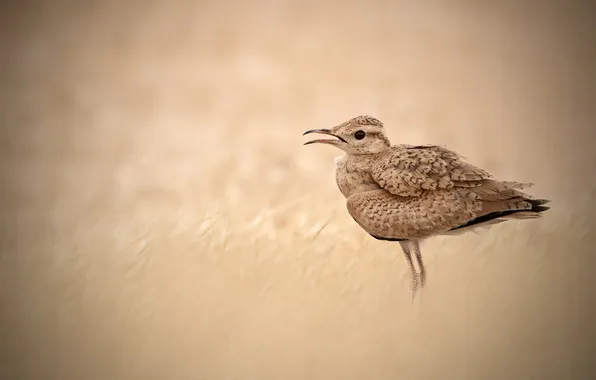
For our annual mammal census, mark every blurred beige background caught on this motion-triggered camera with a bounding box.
[1,1,595,379]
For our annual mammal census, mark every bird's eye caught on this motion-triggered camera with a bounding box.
[354,130,366,140]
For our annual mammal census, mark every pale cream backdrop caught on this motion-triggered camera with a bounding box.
[1,1,595,379]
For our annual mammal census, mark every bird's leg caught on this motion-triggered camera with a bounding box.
[399,241,419,298]
[411,240,426,288]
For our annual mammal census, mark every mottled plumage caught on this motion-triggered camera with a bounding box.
[304,115,550,297]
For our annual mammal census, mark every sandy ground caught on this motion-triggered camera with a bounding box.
[1,1,596,379]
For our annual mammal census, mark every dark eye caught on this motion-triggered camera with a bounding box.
[354,130,366,140]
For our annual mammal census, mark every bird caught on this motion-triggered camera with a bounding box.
[303,115,550,297]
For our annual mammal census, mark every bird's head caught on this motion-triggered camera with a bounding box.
[303,115,391,155]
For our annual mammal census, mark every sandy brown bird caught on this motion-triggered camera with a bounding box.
[303,115,550,297]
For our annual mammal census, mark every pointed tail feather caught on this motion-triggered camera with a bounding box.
[507,201,550,219]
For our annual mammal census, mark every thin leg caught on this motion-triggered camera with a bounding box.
[399,241,419,298]
[411,240,426,288]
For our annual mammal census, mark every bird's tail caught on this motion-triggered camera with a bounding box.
[443,180,551,235]
[472,179,550,220]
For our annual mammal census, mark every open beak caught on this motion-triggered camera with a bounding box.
[302,129,347,146]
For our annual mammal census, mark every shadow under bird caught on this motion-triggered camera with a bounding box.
[303,115,550,297]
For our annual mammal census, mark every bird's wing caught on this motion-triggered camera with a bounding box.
[346,183,542,240]
[370,145,493,197]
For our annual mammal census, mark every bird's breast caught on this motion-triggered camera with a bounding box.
[335,158,380,198]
